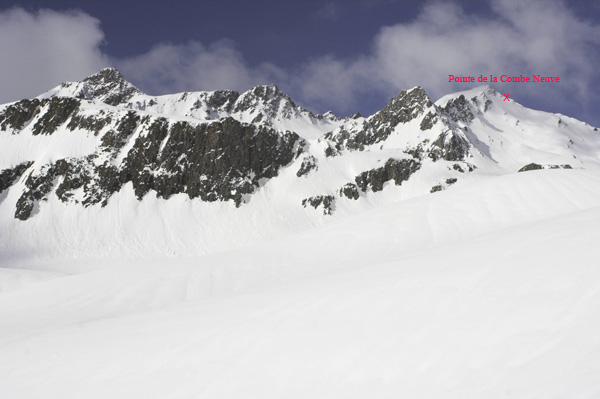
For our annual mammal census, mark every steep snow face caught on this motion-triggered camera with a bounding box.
[435,86,600,171]
[1,69,600,263]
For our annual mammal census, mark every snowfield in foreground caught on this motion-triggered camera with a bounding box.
[1,169,600,398]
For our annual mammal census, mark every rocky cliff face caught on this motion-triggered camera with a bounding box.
[324,87,434,151]
[321,86,472,163]
[3,114,304,221]
[0,70,318,220]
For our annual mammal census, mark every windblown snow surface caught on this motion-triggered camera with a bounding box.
[2,168,600,398]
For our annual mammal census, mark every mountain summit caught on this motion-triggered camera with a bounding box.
[45,67,144,106]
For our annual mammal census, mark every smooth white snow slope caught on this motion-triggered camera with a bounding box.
[1,169,600,398]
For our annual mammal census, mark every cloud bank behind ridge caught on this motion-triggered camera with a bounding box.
[0,0,598,124]
[0,7,107,100]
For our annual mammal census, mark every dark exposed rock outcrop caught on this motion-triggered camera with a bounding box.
[297,156,317,177]
[0,99,41,132]
[123,117,303,204]
[518,163,543,172]
[14,158,121,220]
[420,111,437,131]
[324,142,341,157]
[76,67,143,106]
[549,164,572,169]
[32,98,81,135]
[325,87,433,151]
[355,158,421,192]
[10,113,305,219]
[68,112,112,135]
[518,163,572,172]
[0,97,83,136]
[442,94,474,123]
[339,183,360,200]
[429,131,470,161]
[371,87,432,129]
[0,161,34,194]
[430,184,443,193]
[233,84,298,120]
[302,195,335,215]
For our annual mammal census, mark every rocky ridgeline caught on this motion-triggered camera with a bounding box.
[299,86,484,215]
[321,86,472,162]
[57,68,143,106]
[0,97,303,219]
[0,68,511,220]
[131,82,312,129]
[518,163,572,172]
[303,158,423,215]
[323,87,433,151]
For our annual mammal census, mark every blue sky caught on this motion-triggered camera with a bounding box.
[1,0,599,126]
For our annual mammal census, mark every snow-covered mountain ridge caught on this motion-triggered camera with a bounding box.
[1,68,599,261]
[2,69,600,399]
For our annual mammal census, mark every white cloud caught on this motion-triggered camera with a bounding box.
[115,40,286,96]
[291,55,374,111]
[0,7,107,103]
[0,1,598,124]
[0,7,284,104]
[297,0,600,115]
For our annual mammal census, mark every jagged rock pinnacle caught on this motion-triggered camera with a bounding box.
[80,67,142,106]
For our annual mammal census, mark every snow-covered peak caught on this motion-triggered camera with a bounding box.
[29,68,343,135]
[371,86,433,126]
[84,67,129,85]
[41,67,143,106]
[431,85,600,171]
[232,84,299,119]
[246,84,286,100]
[435,85,502,113]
